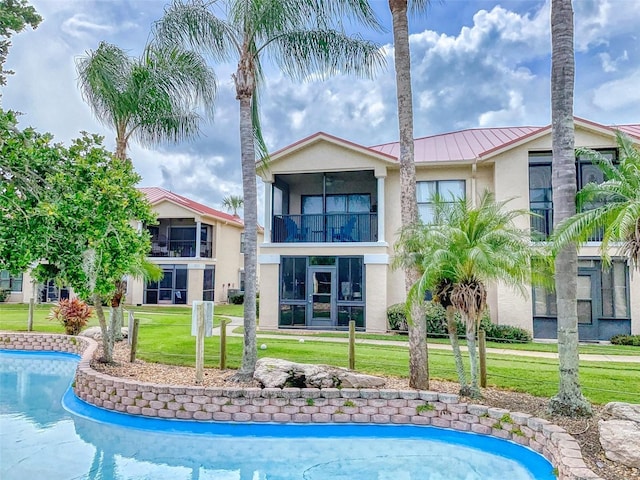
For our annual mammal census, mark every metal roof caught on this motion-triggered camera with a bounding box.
[369,121,640,163]
[139,187,243,226]
[370,127,541,163]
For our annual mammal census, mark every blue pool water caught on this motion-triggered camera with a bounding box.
[0,351,555,479]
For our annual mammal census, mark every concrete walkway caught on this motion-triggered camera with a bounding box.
[217,316,640,363]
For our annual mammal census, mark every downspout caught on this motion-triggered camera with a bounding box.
[471,159,478,208]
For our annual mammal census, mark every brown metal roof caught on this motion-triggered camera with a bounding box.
[139,187,244,226]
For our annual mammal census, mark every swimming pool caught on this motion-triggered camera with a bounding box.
[1,350,555,479]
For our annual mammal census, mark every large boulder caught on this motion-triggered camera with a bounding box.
[254,358,386,389]
[598,402,640,468]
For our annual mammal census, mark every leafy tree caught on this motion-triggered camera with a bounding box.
[154,0,384,379]
[388,0,431,389]
[40,134,157,362]
[221,194,243,217]
[0,113,156,362]
[0,0,41,93]
[395,192,548,398]
[554,132,640,271]
[548,0,591,417]
[76,41,216,160]
[0,109,65,273]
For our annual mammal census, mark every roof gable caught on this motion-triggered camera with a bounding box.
[139,187,243,226]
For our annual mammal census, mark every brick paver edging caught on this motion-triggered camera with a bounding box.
[2,333,602,480]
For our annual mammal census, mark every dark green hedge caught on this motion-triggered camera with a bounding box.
[387,302,532,344]
[610,334,640,346]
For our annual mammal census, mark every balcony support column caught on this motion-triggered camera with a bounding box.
[376,175,385,243]
[264,180,273,244]
[195,220,201,257]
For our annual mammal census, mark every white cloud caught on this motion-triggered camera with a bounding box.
[61,14,115,39]
[591,69,640,110]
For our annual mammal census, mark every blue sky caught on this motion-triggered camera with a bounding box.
[3,0,639,215]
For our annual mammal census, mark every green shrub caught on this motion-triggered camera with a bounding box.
[481,323,532,344]
[0,289,9,302]
[387,303,408,332]
[229,293,244,305]
[386,302,531,343]
[610,334,640,346]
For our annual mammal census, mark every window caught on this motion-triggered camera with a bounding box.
[0,271,23,291]
[416,180,465,223]
[528,149,617,239]
[239,270,245,292]
[533,259,629,320]
[240,233,245,253]
[203,266,215,301]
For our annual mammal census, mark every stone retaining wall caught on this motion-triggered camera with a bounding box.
[2,333,602,480]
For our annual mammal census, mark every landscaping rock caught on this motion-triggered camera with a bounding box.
[80,326,129,341]
[254,358,386,389]
[598,402,640,468]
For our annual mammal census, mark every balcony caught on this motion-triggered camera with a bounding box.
[272,213,377,243]
[150,240,213,258]
[147,219,215,258]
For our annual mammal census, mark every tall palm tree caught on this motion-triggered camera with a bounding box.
[76,41,216,340]
[76,41,216,160]
[388,0,430,389]
[554,132,640,272]
[221,194,244,217]
[154,0,384,380]
[395,192,547,398]
[548,0,591,416]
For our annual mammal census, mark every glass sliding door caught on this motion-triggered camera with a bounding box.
[307,266,336,327]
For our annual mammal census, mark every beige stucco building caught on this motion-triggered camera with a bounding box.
[257,118,640,340]
[4,187,256,307]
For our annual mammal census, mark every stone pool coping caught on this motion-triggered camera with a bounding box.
[2,333,603,480]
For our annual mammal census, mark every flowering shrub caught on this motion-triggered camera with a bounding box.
[48,298,94,335]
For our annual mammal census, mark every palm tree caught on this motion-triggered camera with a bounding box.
[76,41,216,160]
[554,132,640,272]
[76,41,215,341]
[221,195,243,217]
[153,0,384,380]
[548,0,591,417]
[395,191,546,398]
[388,0,431,389]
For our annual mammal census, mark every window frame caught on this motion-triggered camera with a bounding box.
[416,179,466,224]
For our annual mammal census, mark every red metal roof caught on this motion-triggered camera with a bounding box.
[370,121,640,163]
[371,127,542,162]
[616,124,640,139]
[139,187,243,226]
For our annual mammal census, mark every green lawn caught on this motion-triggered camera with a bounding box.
[2,303,638,405]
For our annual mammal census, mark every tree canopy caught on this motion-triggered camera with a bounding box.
[0,0,41,91]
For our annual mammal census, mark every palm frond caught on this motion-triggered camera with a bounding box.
[268,29,385,81]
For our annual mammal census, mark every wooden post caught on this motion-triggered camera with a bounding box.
[27,298,34,332]
[129,317,140,363]
[195,302,205,384]
[348,320,356,370]
[220,318,228,370]
[479,329,487,388]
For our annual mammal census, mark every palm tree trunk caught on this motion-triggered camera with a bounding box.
[446,305,469,395]
[234,80,258,380]
[548,0,591,416]
[390,0,428,390]
[463,314,481,399]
